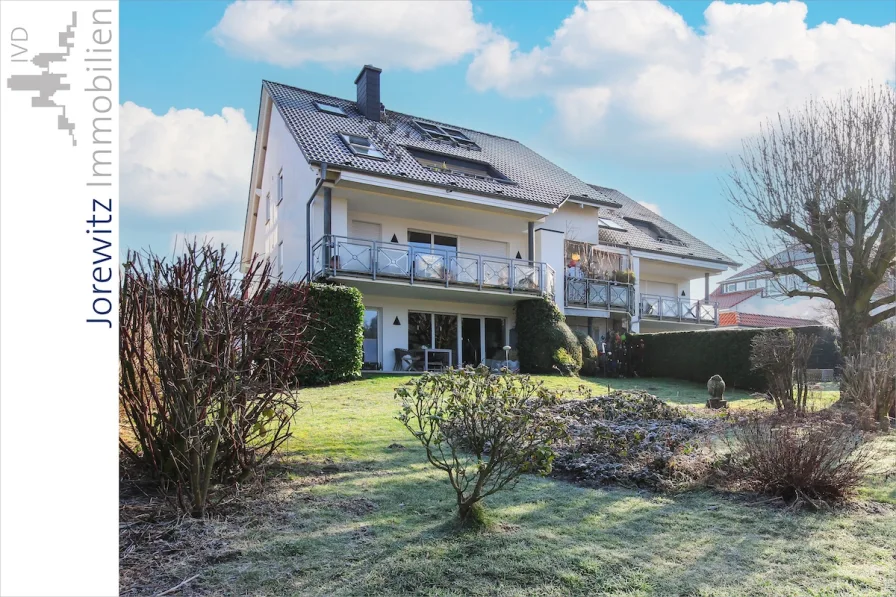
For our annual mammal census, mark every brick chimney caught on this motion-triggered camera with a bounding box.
[355,65,382,122]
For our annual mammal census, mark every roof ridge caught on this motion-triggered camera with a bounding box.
[263,79,520,143]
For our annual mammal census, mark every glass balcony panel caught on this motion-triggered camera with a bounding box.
[413,252,446,281]
[566,278,586,305]
[450,255,480,285]
[376,245,410,277]
[610,285,630,309]
[482,260,510,288]
[513,263,539,291]
[588,281,609,308]
[660,299,680,318]
[335,240,372,274]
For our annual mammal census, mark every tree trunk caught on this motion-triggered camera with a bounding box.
[837,309,871,404]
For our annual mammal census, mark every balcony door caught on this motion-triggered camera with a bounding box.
[408,230,457,281]
[410,312,505,368]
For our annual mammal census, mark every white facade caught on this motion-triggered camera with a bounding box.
[242,87,732,371]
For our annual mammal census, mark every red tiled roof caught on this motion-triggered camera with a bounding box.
[718,312,821,328]
[708,287,762,309]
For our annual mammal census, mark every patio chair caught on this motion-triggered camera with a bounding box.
[393,348,416,372]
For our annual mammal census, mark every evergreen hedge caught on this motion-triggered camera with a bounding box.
[638,325,838,391]
[516,298,582,373]
[296,283,364,385]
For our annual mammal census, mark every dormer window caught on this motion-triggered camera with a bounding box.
[414,120,480,149]
[598,217,626,232]
[339,133,385,159]
[315,101,347,116]
[406,147,511,183]
[624,217,686,247]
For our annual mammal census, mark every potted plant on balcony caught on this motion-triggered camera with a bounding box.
[612,269,636,285]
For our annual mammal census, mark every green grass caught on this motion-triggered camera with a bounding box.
[186,376,894,596]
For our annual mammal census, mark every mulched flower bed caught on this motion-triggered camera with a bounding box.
[549,390,718,489]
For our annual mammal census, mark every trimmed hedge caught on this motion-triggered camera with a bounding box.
[575,331,599,360]
[297,283,364,385]
[516,298,582,373]
[638,325,838,391]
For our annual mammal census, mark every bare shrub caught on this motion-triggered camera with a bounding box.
[119,243,313,517]
[396,367,567,525]
[730,413,872,508]
[749,329,816,411]
[842,323,896,431]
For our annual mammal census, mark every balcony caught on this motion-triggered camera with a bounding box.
[565,276,636,315]
[639,294,719,325]
[311,235,555,297]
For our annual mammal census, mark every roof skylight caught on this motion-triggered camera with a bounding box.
[414,120,480,149]
[315,101,347,116]
[339,133,385,160]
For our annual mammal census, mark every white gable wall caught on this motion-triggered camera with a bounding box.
[252,106,319,280]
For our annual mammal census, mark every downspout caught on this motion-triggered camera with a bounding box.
[306,163,328,280]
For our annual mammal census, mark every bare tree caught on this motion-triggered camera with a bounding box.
[749,329,816,412]
[725,84,896,361]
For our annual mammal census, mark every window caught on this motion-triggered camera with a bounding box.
[405,147,511,183]
[414,120,480,149]
[724,283,737,293]
[277,241,283,275]
[339,133,386,159]
[314,101,346,116]
[408,312,432,351]
[624,217,686,247]
[277,170,284,204]
[407,230,457,279]
[408,230,457,254]
[362,308,380,369]
[746,279,757,290]
[265,192,271,224]
[598,217,626,232]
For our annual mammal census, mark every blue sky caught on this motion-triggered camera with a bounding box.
[120,0,896,289]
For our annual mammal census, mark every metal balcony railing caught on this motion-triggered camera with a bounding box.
[311,235,555,297]
[639,294,719,325]
[565,276,636,316]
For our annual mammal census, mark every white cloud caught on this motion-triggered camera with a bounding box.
[467,0,896,149]
[637,201,663,216]
[211,0,494,70]
[121,102,256,216]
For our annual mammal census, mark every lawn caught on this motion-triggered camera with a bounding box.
[124,375,896,597]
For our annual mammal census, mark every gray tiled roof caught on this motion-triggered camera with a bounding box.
[264,80,621,209]
[588,185,739,267]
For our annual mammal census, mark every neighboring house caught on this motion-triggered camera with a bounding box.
[240,66,739,371]
[710,247,895,328]
[718,312,820,329]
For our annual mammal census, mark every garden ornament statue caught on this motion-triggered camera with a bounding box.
[706,374,728,409]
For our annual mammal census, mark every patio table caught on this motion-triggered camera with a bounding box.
[424,348,452,372]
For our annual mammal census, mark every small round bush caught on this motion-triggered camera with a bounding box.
[575,331,598,360]
[554,322,583,369]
